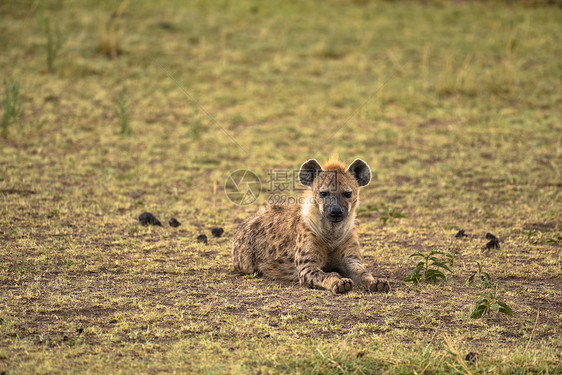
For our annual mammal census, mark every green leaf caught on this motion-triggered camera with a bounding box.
[431,261,453,273]
[429,250,445,256]
[425,269,447,284]
[468,273,475,283]
[491,303,500,312]
[470,304,488,319]
[497,301,514,316]
[409,252,426,258]
[405,263,424,283]
[404,273,421,283]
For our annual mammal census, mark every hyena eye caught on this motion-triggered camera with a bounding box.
[343,191,352,198]
[319,191,329,198]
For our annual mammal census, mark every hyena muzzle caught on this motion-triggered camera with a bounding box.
[232,157,390,294]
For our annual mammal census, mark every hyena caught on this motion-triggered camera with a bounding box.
[232,156,390,294]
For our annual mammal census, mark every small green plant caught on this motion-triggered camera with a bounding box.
[404,250,454,284]
[190,103,203,139]
[547,233,561,244]
[45,18,63,73]
[37,4,63,73]
[2,79,23,138]
[467,261,492,288]
[445,252,457,268]
[115,84,131,135]
[358,202,406,225]
[99,1,126,59]
[470,287,514,319]
[522,229,561,245]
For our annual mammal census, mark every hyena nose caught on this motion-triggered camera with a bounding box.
[329,207,343,218]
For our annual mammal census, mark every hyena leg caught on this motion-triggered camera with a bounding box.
[232,236,258,275]
[342,255,390,293]
[295,250,353,294]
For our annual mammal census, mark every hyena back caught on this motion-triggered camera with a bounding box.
[232,157,390,294]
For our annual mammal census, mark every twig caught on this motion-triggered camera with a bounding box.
[523,310,540,356]
[442,334,472,375]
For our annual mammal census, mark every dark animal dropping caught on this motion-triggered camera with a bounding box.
[197,234,208,244]
[485,232,500,249]
[169,217,181,227]
[138,212,162,226]
[465,352,479,363]
[455,229,468,238]
[211,227,224,237]
[485,238,500,249]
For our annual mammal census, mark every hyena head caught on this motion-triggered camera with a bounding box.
[299,157,371,225]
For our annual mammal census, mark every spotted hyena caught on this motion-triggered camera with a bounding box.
[232,156,390,294]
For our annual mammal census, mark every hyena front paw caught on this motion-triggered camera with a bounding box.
[366,279,391,293]
[329,276,354,294]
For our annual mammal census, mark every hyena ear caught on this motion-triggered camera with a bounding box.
[299,159,323,186]
[347,159,371,187]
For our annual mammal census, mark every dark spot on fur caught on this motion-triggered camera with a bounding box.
[297,258,314,268]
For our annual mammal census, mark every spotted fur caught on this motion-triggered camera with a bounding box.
[232,157,390,294]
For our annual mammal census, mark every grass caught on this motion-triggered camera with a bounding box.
[1,0,561,373]
[115,83,131,135]
[37,2,64,73]
[1,79,22,138]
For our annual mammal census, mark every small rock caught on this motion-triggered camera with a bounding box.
[157,21,174,30]
[197,234,208,244]
[169,217,181,227]
[211,227,224,238]
[138,212,162,226]
[465,352,479,363]
[455,229,468,238]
